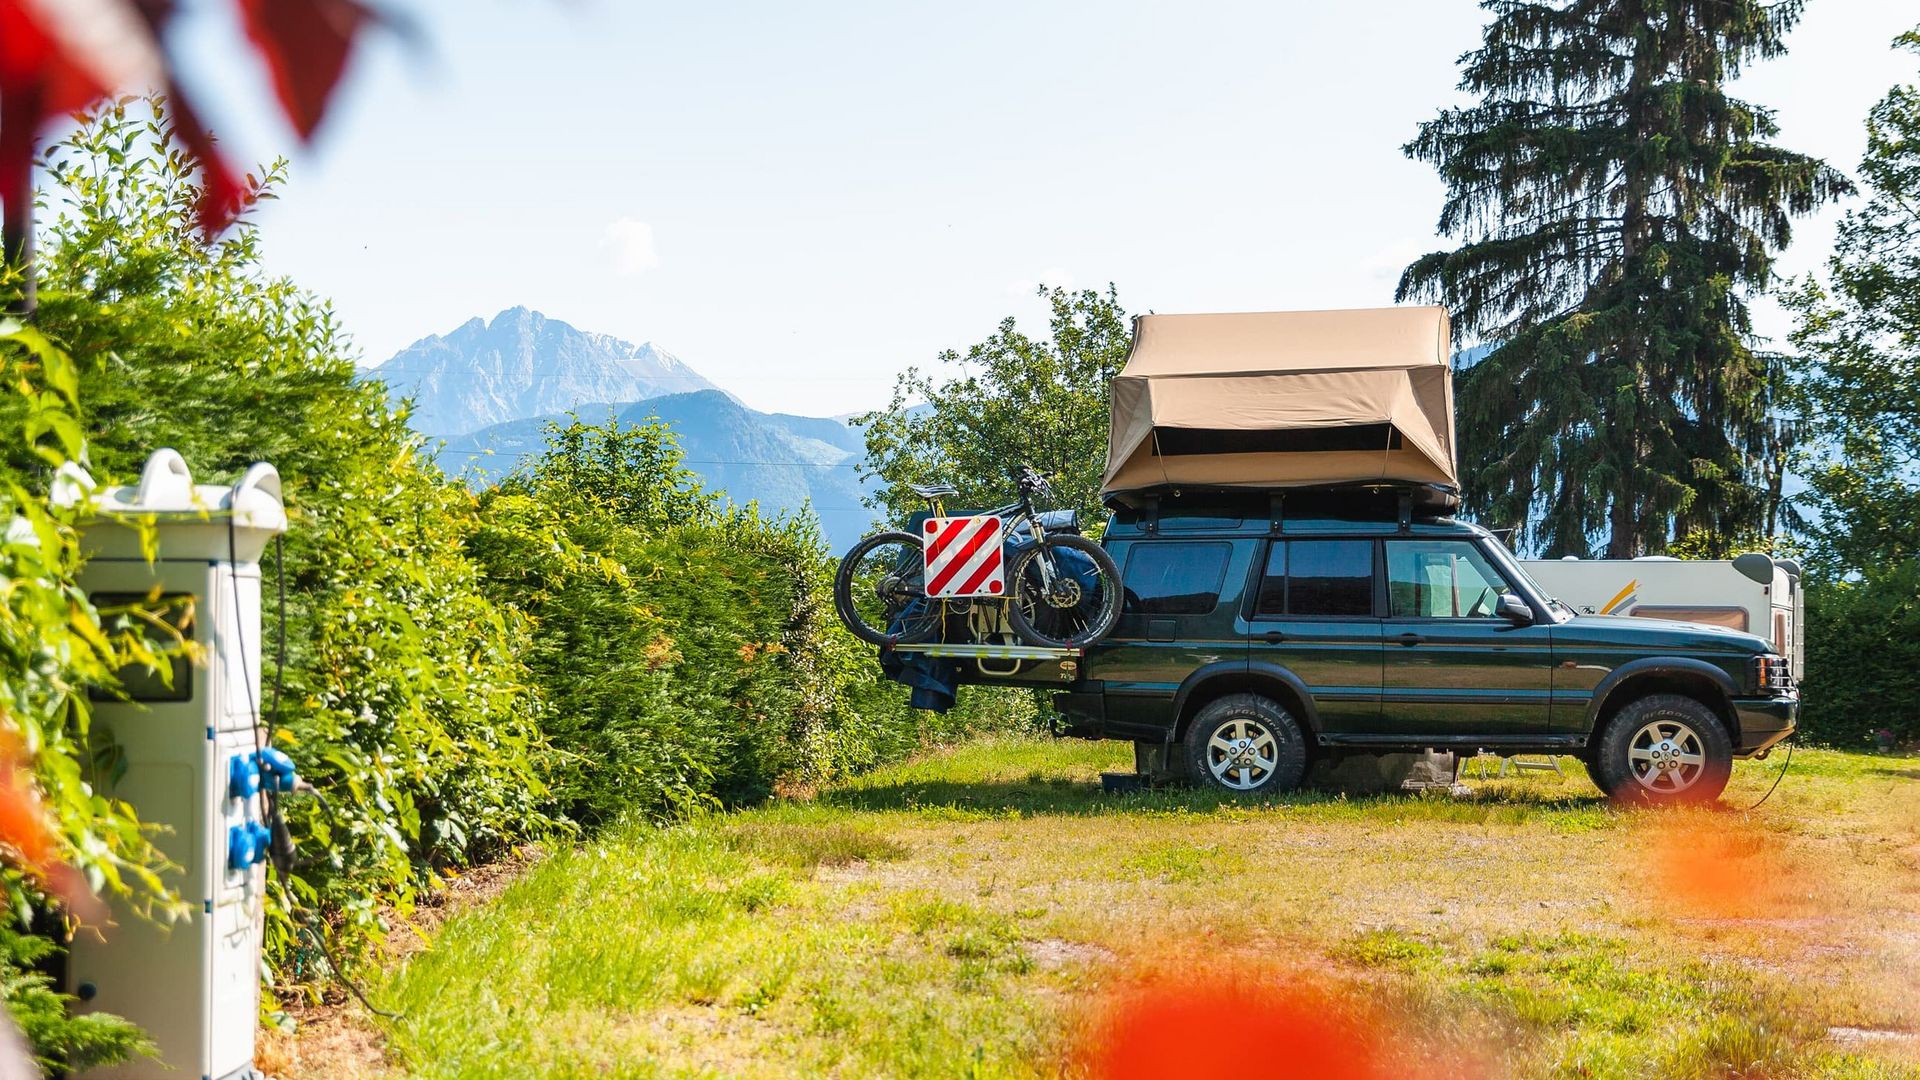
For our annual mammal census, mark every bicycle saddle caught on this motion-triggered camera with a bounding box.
[908,482,959,498]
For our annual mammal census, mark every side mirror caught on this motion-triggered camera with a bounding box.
[1495,593,1533,625]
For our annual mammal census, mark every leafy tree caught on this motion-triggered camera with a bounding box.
[1399,0,1848,557]
[1784,27,1920,577]
[857,286,1131,527]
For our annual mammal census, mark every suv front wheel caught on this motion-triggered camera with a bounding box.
[1589,694,1733,806]
[1184,694,1309,796]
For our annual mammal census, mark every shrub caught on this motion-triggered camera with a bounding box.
[0,922,150,1074]
[474,417,1024,821]
[0,324,165,1076]
[1800,565,1920,746]
[472,417,990,818]
[31,101,554,971]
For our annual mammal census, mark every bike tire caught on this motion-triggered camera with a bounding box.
[833,531,942,647]
[1004,533,1122,648]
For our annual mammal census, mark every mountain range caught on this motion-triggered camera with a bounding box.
[372,308,876,549]
[375,307,722,436]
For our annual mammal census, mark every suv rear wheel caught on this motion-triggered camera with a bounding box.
[1184,694,1308,796]
[1589,694,1733,806]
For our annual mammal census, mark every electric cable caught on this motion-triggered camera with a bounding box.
[230,503,403,1022]
[296,922,400,1021]
[1739,739,1795,811]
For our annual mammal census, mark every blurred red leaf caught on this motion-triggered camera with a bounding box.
[1,0,376,237]
[161,74,251,233]
[236,0,374,141]
[0,728,102,922]
[0,0,114,229]
[1076,967,1393,1080]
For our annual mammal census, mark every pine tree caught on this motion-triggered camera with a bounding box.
[1399,0,1848,556]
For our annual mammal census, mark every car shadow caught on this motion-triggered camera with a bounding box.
[817,776,1610,818]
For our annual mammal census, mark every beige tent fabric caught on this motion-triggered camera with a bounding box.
[1103,306,1457,496]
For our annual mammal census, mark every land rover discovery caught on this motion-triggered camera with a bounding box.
[1050,491,1799,805]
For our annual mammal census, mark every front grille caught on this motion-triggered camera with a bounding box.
[1751,655,1794,695]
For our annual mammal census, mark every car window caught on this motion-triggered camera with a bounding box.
[1386,540,1511,618]
[1276,540,1374,617]
[1122,541,1231,615]
[1256,543,1288,615]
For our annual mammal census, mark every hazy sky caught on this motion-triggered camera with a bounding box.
[173,0,1918,417]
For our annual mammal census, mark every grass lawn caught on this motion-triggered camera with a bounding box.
[291,739,1920,1079]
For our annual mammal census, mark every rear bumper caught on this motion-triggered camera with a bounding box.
[1731,696,1797,756]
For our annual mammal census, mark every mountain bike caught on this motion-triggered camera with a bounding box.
[834,466,1122,649]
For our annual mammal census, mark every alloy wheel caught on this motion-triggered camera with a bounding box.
[1626,719,1707,794]
[1206,718,1278,791]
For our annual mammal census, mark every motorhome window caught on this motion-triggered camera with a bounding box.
[1387,540,1510,618]
[1122,542,1231,615]
[1631,606,1749,632]
[88,592,196,703]
[1285,540,1373,616]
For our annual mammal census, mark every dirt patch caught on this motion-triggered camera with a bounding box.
[1828,1026,1918,1045]
[1028,937,1115,970]
[261,845,546,1079]
[257,1001,392,1080]
[386,844,547,959]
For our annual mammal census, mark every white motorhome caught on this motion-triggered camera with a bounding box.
[1519,553,1804,681]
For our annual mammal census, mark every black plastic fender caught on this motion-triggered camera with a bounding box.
[1584,656,1740,732]
[1169,660,1322,739]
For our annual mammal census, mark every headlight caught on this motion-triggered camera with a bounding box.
[1750,654,1793,695]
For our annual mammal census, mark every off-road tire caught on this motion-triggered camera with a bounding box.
[1580,756,1609,794]
[1590,694,1733,806]
[1183,694,1309,796]
[833,531,940,646]
[1004,533,1122,648]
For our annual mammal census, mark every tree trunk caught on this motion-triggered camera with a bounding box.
[1607,481,1637,558]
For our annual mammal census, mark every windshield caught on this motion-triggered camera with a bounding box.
[1478,532,1576,621]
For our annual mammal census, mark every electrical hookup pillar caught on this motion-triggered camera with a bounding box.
[64,449,289,1080]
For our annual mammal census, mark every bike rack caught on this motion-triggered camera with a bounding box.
[883,641,1086,684]
[884,642,1083,660]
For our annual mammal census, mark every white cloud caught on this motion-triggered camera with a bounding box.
[1006,266,1075,296]
[603,217,660,274]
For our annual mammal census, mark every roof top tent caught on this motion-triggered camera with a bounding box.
[1102,306,1459,513]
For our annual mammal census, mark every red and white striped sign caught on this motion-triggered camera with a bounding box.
[922,515,1007,598]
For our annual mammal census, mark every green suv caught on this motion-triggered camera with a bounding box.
[1051,491,1798,805]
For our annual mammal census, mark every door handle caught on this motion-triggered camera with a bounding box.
[1262,630,1286,644]
[1397,632,1423,646]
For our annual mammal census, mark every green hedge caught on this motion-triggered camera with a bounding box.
[1800,567,1920,746]
[471,418,1023,825]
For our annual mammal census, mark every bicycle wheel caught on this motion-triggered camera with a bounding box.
[833,531,942,646]
[1004,534,1122,648]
